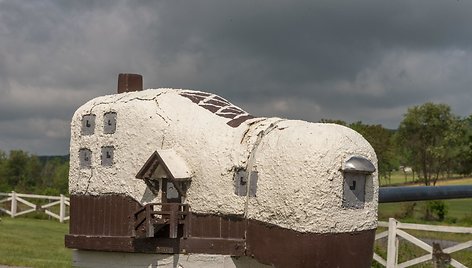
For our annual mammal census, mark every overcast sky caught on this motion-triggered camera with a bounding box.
[1,0,472,155]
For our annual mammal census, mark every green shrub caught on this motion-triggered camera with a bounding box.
[425,200,448,221]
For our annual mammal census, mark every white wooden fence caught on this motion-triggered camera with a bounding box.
[0,191,70,223]
[374,218,472,268]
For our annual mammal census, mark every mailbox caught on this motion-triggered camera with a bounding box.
[66,74,378,268]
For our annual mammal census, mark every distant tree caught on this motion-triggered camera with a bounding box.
[52,161,69,194]
[396,103,460,185]
[319,119,347,126]
[39,157,69,194]
[440,117,469,178]
[396,146,417,182]
[5,150,31,191]
[348,122,398,182]
[24,155,42,190]
[455,116,472,175]
[0,150,8,191]
[40,158,62,189]
[2,151,44,192]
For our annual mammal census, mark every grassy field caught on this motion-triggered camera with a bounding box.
[379,199,472,223]
[435,177,472,185]
[380,170,472,186]
[0,217,71,268]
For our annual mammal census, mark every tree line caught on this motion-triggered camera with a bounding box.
[0,151,69,195]
[323,102,472,186]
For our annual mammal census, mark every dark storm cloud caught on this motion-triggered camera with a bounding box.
[144,1,472,86]
[1,0,472,154]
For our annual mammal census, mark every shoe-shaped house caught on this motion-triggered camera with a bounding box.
[65,74,378,267]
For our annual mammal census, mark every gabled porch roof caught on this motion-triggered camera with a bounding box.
[136,149,192,181]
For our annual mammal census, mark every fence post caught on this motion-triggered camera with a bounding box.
[386,218,398,268]
[10,191,17,218]
[60,194,65,223]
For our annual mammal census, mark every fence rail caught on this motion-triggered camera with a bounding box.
[374,218,472,268]
[0,191,69,222]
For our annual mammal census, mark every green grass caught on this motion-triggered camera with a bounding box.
[379,171,472,186]
[435,177,472,185]
[0,217,71,268]
[379,199,472,224]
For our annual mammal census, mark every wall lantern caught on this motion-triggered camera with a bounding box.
[341,156,375,209]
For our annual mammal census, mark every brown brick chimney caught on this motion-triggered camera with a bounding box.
[117,73,143,93]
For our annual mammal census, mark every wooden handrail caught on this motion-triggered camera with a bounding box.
[132,203,190,238]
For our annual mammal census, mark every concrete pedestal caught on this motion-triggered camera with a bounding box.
[72,250,271,268]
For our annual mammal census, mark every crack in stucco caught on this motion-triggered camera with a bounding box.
[155,110,170,125]
[239,118,269,144]
[87,101,114,114]
[243,120,285,217]
[343,132,359,147]
[153,99,171,125]
[83,168,95,194]
[86,94,130,114]
[87,91,171,114]
[160,134,166,149]
[122,96,158,103]
[244,120,284,169]
[240,128,251,144]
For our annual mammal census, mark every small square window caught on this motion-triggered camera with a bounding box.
[103,112,117,134]
[234,169,258,197]
[342,174,366,209]
[81,114,96,135]
[79,148,92,168]
[101,146,114,166]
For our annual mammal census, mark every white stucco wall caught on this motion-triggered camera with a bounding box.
[69,88,378,234]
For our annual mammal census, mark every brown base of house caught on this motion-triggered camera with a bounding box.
[66,221,375,268]
[66,194,375,267]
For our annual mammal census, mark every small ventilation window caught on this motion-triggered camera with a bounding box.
[166,181,180,199]
[79,148,92,168]
[101,146,114,167]
[81,114,96,135]
[103,112,117,134]
[234,169,258,197]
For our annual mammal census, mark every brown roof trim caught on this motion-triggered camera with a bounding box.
[135,151,160,180]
